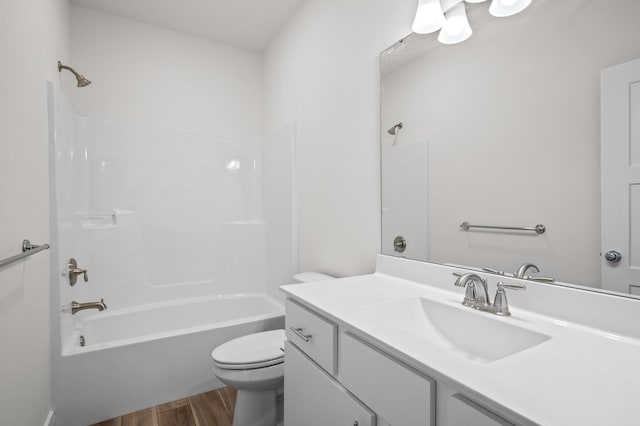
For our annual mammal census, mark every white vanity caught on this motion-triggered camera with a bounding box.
[281,255,640,426]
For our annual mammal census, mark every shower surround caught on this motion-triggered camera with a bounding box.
[48,83,296,425]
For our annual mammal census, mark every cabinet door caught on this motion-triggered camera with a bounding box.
[284,341,375,426]
[340,332,435,425]
[449,394,515,426]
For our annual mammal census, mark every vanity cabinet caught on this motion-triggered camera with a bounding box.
[284,298,521,426]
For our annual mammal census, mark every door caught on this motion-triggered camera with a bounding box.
[601,57,640,293]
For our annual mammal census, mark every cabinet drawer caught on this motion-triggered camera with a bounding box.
[284,342,375,426]
[340,332,435,425]
[285,299,337,374]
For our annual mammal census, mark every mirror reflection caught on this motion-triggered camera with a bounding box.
[380,0,640,296]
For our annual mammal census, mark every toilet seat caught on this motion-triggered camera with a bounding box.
[211,329,285,370]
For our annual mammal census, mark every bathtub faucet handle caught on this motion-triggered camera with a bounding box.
[67,258,88,286]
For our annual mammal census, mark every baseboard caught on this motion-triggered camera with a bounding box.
[44,410,55,426]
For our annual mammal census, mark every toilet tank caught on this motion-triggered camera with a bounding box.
[292,272,335,283]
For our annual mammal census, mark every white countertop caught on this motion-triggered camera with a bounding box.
[281,265,640,426]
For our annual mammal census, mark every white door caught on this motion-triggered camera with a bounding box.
[601,57,640,294]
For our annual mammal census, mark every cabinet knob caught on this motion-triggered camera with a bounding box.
[353,422,359,426]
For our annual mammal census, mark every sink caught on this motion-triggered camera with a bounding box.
[359,297,550,362]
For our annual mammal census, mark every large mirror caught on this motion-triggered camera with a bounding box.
[381,0,640,296]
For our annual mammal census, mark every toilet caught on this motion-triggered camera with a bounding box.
[211,272,334,426]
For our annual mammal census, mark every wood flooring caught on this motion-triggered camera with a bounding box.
[91,387,237,426]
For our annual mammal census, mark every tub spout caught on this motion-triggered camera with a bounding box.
[71,299,107,315]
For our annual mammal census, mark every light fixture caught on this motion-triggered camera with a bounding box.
[438,2,472,44]
[412,0,445,34]
[489,0,532,17]
[411,0,532,45]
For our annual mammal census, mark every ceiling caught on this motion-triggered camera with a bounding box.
[70,0,306,51]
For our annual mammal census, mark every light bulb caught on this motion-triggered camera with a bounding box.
[489,0,531,17]
[412,0,445,34]
[438,2,472,44]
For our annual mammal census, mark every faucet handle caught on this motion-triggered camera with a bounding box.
[498,282,526,291]
[67,258,88,286]
[492,282,526,316]
[482,267,505,275]
[524,275,555,283]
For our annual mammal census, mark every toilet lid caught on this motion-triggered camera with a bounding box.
[211,329,285,370]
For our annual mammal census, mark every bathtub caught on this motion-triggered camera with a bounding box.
[54,293,284,426]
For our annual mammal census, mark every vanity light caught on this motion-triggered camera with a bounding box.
[412,0,532,44]
[412,0,445,34]
[489,0,532,17]
[438,2,472,45]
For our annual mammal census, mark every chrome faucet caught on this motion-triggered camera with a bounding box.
[515,263,539,278]
[453,273,490,308]
[71,299,107,315]
[453,274,525,316]
[514,263,555,283]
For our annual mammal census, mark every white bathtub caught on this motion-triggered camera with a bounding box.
[55,293,284,426]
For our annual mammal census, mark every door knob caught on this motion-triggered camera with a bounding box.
[604,250,622,263]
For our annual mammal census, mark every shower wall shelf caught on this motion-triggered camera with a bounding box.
[0,239,50,269]
[460,221,546,235]
[81,212,117,229]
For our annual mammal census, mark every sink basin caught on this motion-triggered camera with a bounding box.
[359,297,550,362]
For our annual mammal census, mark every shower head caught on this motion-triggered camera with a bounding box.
[387,122,403,135]
[58,61,91,87]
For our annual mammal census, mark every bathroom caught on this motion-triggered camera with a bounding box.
[2,0,640,425]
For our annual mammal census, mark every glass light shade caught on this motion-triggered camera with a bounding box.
[412,0,445,34]
[438,3,472,44]
[489,0,532,17]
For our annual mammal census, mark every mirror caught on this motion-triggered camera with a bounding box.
[380,0,640,295]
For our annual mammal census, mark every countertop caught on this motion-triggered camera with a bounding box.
[281,270,640,426]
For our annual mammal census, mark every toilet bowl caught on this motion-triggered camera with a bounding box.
[211,272,334,426]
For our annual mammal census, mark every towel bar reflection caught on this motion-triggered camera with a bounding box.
[460,222,546,235]
[0,240,50,269]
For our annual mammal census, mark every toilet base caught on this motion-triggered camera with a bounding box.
[232,388,277,426]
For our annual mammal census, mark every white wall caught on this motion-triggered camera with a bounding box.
[69,4,264,136]
[0,0,69,424]
[264,0,417,277]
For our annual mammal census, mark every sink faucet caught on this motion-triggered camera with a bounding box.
[453,274,526,316]
[514,263,555,283]
[453,273,490,309]
[515,263,539,278]
[71,299,107,315]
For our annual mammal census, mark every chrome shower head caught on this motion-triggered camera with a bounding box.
[387,122,403,135]
[58,61,91,87]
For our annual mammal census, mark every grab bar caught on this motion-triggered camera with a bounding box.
[0,240,50,269]
[460,221,546,235]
